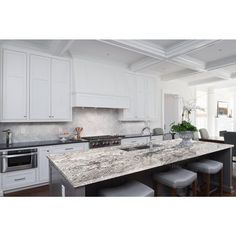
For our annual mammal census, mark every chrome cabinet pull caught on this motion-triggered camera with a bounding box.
[14,177,26,181]
[2,152,37,158]
[65,148,74,151]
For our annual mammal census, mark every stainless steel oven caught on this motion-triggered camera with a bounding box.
[0,148,37,173]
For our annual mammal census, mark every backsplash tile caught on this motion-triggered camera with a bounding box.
[0,108,159,143]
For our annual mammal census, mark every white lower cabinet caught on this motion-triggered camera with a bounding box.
[37,143,89,184]
[121,136,163,146]
[121,137,149,146]
[2,169,37,191]
[0,143,89,193]
[151,135,163,142]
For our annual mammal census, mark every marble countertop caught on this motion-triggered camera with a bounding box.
[48,139,233,188]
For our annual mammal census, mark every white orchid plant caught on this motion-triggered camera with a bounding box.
[181,97,205,122]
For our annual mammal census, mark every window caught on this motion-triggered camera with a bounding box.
[196,90,208,130]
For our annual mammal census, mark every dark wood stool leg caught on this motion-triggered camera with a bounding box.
[219,169,223,196]
[171,188,177,196]
[154,182,158,196]
[192,180,197,196]
[205,173,211,196]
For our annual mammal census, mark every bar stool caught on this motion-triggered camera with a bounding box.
[153,168,197,196]
[187,159,223,196]
[99,181,154,197]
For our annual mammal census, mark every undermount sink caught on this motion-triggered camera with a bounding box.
[120,144,162,152]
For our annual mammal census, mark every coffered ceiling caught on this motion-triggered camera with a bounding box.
[2,39,236,88]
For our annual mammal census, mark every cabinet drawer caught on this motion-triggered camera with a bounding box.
[49,143,88,154]
[121,137,148,146]
[2,169,37,191]
[152,135,163,142]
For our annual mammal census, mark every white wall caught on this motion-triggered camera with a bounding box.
[196,88,235,136]
[156,79,196,128]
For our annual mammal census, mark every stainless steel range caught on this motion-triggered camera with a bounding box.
[83,135,121,149]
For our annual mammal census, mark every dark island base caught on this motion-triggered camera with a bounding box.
[49,148,233,197]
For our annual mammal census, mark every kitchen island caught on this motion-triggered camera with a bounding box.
[48,139,233,196]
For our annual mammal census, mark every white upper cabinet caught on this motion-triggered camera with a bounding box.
[2,49,27,121]
[29,56,71,121]
[119,73,157,121]
[30,55,51,120]
[51,58,71,120]
[0,47,72,122]
[145,77,157,120]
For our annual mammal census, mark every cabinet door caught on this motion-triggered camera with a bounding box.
[38,148,50,183]
[136,76,146,120]
[51,59,71,120]
[2,49,27,120]
[29,55,51,120]
[146,78,157,120]
[122,74,137,120]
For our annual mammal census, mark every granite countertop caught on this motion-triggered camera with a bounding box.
[48,139,233,188]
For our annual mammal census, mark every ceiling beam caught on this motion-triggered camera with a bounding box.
[170,55,206,71]
[161,69,201,81]
[209,69,232,80]
[188,77,224,86]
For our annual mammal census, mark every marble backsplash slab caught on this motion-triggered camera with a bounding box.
[0,108,158,143]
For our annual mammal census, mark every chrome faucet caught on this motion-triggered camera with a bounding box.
[141,126,153,149]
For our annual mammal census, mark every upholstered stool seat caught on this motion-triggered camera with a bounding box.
[187,159,223,196]
[153,168,197,196]
[99,181,154,197]
[188,159,223,174]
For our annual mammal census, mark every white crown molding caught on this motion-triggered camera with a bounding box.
[50,40,75,56]
[129,57,162,72]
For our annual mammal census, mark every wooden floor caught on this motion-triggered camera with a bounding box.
[5,163,236,197]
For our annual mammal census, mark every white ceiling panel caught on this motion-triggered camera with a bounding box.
[143,60,187,75]
[187,40,236,62]
[145,40,186,49]
[69,40,144,66]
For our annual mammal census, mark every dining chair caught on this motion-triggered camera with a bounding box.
[219,130,227,137]
[199,128,210,139]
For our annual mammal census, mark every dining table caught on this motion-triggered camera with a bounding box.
[199,136,224,143]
